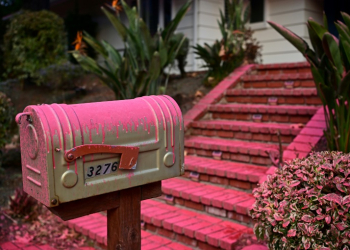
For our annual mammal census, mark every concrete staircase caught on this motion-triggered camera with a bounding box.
[66,62,326,249]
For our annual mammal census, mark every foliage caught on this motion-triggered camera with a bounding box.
[169,33,189,78]
[193,0,261,87]
[251,151,350,250]
[268,12,350,153]
[3,10,66,81]
[73,0,191,100]
[0,19,8,81]
[34,62,85,89]
[0,92,14,149]
[9,188,38,221]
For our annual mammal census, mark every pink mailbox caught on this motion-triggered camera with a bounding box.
[16,95,184,208]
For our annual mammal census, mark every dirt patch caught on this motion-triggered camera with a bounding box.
[165,72,211,114]
[0,72,209,116]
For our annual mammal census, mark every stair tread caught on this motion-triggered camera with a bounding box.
[141,199,251,246]
[192,120,301,135]
[162,178,255,215]
[226,88,317,96]
[208,103,319,115]
[185,155,267,182]
[242,72,312,81]
[66,213,193,249]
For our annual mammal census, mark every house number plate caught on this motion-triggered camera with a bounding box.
[84,161,119,179]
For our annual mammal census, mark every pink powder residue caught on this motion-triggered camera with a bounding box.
[127,172,134,186]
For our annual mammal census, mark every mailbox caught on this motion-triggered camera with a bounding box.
[16,95,184,208]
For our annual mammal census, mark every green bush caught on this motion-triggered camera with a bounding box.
[269,12,350,152]
[3,10,67,81]
[73,0,191,100]
[194,0,261,87]
[0,92,14,149]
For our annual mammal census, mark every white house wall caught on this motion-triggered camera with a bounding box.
[194,0,225,70]
[173,0,195,72]
[254,0,323,64]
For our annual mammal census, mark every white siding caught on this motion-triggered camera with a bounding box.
[194,0,225,70]
[173,0,195,71]
[253,0,323,64]
[173,0,224,72]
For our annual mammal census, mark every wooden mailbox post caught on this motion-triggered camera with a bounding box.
[16,96,184,250]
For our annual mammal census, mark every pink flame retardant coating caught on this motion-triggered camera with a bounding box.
[17,95,182,172]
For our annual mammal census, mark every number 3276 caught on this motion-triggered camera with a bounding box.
[85,162,118,179]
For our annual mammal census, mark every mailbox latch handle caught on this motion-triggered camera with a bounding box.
[64,144,139,170]
[16,112,32,124]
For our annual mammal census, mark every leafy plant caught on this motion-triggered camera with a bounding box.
[251,151,350,250]
[0,92,14,149]
[9,188,39,221]
[169,33,189,78]
[73,0,191,100]
[194,0,261,87]
[3,10,66,82]
[64,8,98,62]
[268,12,350,152]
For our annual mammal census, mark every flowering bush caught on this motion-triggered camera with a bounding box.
[251,151,350,250]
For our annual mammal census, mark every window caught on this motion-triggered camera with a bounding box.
[250,0,264,24]
[225,0,266,30]
[249,0,266,29]
[140,0,172,35]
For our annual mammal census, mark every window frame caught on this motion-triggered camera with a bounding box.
[246,0,268,30]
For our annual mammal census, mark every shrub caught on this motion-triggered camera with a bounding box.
[193,0,261,87]
[9,188,39,221]
[268,12,350,152]
[34,62,85,89]
[73,0,191,100]
[0,92,14,149]
[251,151,350,250]
[3,10,66,81]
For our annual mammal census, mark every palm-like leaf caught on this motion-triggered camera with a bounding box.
[269,12,350,152]
[75,1,191,100]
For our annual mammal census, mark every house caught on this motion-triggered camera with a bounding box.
[50,0,336,72]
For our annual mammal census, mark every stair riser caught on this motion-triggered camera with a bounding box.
[225,96,322,105]
[211,112,312,124]
[254,68,310,75]
[185,148,274,166]
[182,170,258,191]
[191,128,295,144]
[243,80,315,89]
